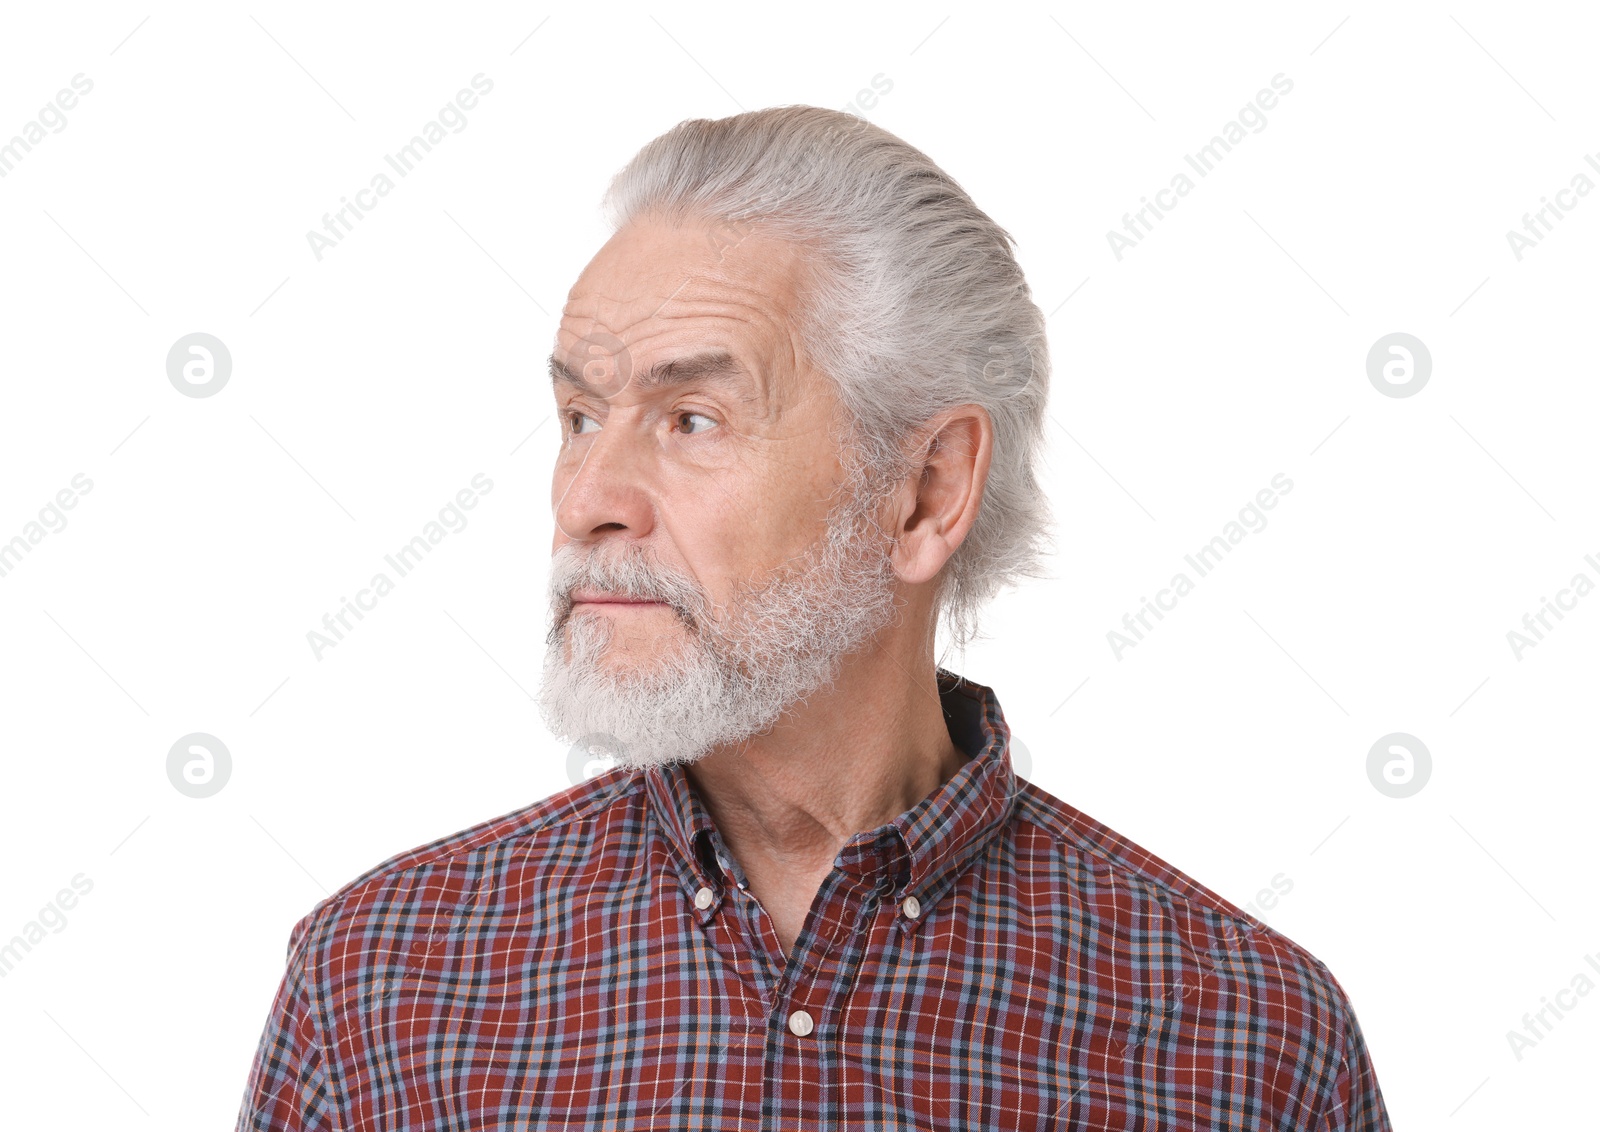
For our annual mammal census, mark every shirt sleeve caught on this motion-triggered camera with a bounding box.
[1311,965,1393,1132]
[235,915,335,1132]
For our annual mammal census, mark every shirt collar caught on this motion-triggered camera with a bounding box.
[642,668,1019,927]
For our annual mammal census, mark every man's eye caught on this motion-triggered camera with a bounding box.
[567,411,598,435]
[677,411,717,435]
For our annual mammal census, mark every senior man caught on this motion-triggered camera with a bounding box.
[238,107,1391,1130]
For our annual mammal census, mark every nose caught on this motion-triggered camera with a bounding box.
[551,417,657,546]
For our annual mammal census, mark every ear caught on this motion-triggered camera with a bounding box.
[889,404,993,586]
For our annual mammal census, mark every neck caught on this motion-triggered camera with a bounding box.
[683,637,966,884]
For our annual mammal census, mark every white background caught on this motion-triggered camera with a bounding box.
[1,1,1594,1126]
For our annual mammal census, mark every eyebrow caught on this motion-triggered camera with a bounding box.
[548,349,757,404]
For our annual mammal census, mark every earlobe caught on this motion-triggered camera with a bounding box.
[908,407,993,575]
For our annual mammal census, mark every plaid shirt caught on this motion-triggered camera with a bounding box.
[237,669,1391,1130]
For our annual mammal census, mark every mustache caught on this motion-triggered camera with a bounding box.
[551,547,704,622]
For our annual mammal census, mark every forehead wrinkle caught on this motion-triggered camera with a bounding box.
[550,343,776,418]
[560,242,812,421]
[645,300,804,419]
[557,319,798,419]
[571,264,795,323]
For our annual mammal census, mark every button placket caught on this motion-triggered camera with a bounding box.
[684,869,724,926]
[892,879,933,937]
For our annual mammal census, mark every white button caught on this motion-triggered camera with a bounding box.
[694,886,714,909]
[717,854,730,871]
[787,1009,814,1037]
[901,895,921,919]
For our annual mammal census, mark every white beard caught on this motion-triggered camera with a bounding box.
[537,469,903,771]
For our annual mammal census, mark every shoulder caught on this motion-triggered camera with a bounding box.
[282,769,645,965]
[1012,778,1314,951]
[1008,778,1364,1066]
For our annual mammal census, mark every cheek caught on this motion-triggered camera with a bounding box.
[664,490,786,602]
[665,491,750,577]
[664,436,839,573]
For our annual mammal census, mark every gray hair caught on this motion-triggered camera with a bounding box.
[600,105,1055,655]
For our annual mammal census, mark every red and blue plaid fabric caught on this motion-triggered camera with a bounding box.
[237,669,1391,1129]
